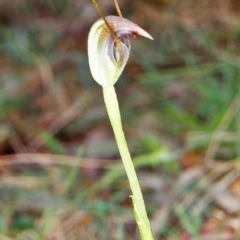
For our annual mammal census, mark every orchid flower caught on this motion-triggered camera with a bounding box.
[88,16,153,87]
[88,16,154,240]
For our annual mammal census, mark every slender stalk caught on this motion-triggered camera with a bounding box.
[91,0,123,55]
[113,0,122,17]
[103,86,154,240]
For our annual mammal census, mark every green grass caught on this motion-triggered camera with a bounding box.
[0,0,240,239]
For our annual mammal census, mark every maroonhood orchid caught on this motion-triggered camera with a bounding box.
[88,16,154,240]
[88,16,153,87]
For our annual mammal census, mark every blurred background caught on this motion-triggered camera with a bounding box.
[0,0,240,239]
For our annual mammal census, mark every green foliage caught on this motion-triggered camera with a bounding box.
[1,0,240,239]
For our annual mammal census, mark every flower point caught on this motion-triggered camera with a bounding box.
[88,16,153,87]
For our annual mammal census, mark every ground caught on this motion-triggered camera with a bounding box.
[0,0,240,239]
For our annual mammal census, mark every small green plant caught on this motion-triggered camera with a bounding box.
[87,2,154,240]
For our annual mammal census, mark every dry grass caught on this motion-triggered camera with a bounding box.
[0,0,240,239]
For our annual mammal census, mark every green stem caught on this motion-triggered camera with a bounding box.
[103,85,154,240]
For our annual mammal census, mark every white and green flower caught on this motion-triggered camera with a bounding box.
[88,16,153,87]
